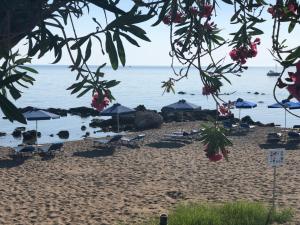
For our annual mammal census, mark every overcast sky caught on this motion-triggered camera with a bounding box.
[26,2,299,67]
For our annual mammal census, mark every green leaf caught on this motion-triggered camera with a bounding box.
[222,0,233,4]
[18,66,38,74]
[152,0,170,26]
[105,32,119,70]
[286,47,300,61]
[70,36,89,50]
[0,94,26,124]
[84,39,92,62]
[9,86,22,100]
[119,32,140,47]
[288,21,296,33]
[0,73,24,88]
[115,33,126,66]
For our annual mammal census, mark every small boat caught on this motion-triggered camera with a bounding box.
[267,70,281,76]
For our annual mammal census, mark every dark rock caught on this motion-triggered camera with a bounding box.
[178,91,186,95]
[0,132,6,137]
[12,128,23,138]
[134,111,163,130]
[19,106,38,113]
[81,125,87,131]
[50,134,54,137]
[85,132,90,136]
[190,93,195,95]
[89,118,107,128]
[22,130,40,144]
[134,105,147,111]
[69,107,99,117]
[254,92,259,95]
[47,108,68,117]
[261,93,266,95]
[241,115,255,125]
[16,127,26,132]
[247,91,251,93]
[263,123,275,127]
[258,101,264,104]
[57,130,69,139]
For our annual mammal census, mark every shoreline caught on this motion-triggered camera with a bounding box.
[0,122,299,224]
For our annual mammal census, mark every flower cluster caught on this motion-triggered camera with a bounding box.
[202,84,217,95]
[189,4,213,18]
[229,38,260,64]
[163,11,185,25]
[204,144,230,162]
[268,2,298,18]
[163,4,214,25]
[218,104,231,116]
[91,92,110,111]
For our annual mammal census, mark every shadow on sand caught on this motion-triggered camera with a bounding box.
[259,142,299,150]
[0,156,31,169]
[73,148,115,158]
[146,141,186,149]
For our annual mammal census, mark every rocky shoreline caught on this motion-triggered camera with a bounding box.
[0,105,275,145]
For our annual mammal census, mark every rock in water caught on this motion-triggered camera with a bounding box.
[81,125,87,131]
[22,130,40,144]
[0,132,6,137]
[134,111,163,130]
[57,130,69,139]
[12,127,25,138]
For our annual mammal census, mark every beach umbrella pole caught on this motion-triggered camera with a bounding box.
[284,108,287,129]
[35,120,38,151]
[117,113,119,133]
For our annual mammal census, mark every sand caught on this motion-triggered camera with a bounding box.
[0,121,299,225]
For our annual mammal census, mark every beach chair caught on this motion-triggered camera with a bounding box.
[13,145,35,157]
[93,134,123,148]
[121,134,145,148]
[287,131,300,144]
[266,132,282,144]
[239,123,255,132]
[38,142,64,156]
[222,120,238,133]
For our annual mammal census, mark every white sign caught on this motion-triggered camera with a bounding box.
[268,148,285,167]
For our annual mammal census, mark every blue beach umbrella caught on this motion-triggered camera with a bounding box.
[235,98,257,120]
[100,103,135,132]
[162,99,201,122]
[162,99,201,111]
[23,108,60,147]
[268,101,300,128]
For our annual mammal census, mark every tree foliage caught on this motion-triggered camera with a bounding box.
[0,0,300,160]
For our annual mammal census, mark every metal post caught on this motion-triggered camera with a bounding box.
[272,166,277,208]
[35,120,38,151]
[117,113,119,133]
[159,214,168,225]
[284,108,287,130]
[239,108,241,121]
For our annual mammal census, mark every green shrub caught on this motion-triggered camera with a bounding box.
[144,201,293,225]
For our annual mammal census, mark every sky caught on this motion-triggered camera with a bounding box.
[25,1,300,67]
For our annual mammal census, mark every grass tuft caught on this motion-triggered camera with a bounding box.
[144,201,293,225]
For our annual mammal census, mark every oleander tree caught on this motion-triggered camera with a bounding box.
[0,0,299,161]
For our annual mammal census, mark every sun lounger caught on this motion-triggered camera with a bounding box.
[121,134,145,148]
[38,142,64,155]
[93,134,123,148]
[287,131,300,144]
[13,145,36,156]
[266,132,282,143]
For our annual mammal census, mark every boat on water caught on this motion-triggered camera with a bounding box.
[267,70,281,76]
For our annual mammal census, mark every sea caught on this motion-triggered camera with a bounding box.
[0,65,299,147]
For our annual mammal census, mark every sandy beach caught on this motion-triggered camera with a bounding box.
[0,121,299,225]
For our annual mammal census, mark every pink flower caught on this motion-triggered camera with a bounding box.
[254,38,261,44]
[267,6,275,16]
[288,3,297,14]
[208,153,223,162]
[240,58,247,65]
[91,92,110,112]
[190,6,199,16]
[201,4,213,18]
[163,16,171,25]
[229,49,239,61]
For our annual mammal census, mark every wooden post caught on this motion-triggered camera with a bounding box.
[159,214,168,225]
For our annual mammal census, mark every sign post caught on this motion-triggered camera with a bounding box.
[267,148,285,208]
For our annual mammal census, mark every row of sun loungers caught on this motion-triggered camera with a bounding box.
[13,142,64,156]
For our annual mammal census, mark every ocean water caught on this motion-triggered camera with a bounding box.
[0,65,299,147]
